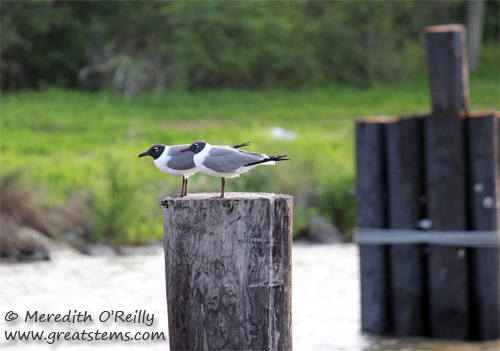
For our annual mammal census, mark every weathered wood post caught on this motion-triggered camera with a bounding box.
[161,192,293,351]
[424,24,470,339]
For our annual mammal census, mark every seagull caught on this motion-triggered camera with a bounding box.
[138,142,250,197]
[180,141,289,198]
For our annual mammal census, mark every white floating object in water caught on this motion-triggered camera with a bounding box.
[268,126,297,141]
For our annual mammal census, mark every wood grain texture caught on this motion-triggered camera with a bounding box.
[465,114,500,340]
[161,192,293,351]
[424,26,470,339]
[355,120,390,334]
[386,117,427,336]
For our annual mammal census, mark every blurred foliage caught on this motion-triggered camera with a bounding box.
[89,154,160,245]
[2,0,498,93]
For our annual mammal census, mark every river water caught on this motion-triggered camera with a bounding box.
[1,243,498,350]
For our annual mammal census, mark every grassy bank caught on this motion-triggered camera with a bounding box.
[1,66,498,244]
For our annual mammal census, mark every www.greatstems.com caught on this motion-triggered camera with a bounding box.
[5,329,166,345]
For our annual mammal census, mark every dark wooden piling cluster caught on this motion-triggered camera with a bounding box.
[356,25,499,340]
[161,192,293,351]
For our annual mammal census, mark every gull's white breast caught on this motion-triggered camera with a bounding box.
[154,146,198,178]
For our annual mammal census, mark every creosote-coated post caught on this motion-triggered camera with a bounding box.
[424,24,469,339]
[356,117,393,334]
[465,113,500,340]
[386,116,426,336]
[161,192,293,351]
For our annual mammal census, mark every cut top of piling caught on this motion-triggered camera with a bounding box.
[161,192,293,205]
[424,24,464,33]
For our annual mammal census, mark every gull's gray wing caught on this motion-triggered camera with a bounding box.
[204,147,266,173]
[166,144,196,170]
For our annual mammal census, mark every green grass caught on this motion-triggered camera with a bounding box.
[1,58,498,243]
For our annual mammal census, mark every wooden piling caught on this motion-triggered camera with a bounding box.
[424,24,469,339]
[386,117,427,336]
[465,113,500,340]
[161,192,293,351]
[356,118,392,334]
[425,24,469,114]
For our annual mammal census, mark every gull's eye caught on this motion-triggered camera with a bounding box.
[153,147,158,152]
[194,143,198,148]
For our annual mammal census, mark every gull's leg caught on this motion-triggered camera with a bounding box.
[181,176,186,197]
[220,177,225,198]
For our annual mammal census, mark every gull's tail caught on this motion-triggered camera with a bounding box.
[245,155,289,167]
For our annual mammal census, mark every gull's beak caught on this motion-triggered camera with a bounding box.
[180,148,190,153]
[138,152,148,158]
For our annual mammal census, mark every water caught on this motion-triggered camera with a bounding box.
[1,244,498,350]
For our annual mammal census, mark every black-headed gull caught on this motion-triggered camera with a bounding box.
[138,142,250,197]
[181,141,288,198]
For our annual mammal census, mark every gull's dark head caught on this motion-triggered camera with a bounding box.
[180,141,207,154]
[138,144,166,160]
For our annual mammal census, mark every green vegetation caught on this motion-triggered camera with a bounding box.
[2,56,498,243]
[3,1,499,93]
